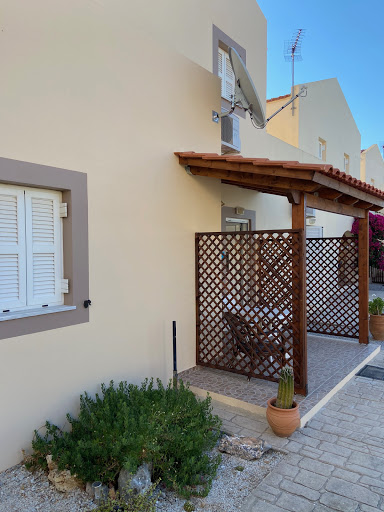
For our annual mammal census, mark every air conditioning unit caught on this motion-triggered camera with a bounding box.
[221,112,240,154]
[306,207,316,218]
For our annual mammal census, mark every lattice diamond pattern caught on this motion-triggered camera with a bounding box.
[307,237,359,338]
[196,231,304,389]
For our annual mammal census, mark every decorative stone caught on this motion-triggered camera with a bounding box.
[85,482,94,498]
[118,463,152,499]
[46,455,83,492]
[218,435,271,460]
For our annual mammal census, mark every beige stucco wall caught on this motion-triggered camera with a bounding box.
[361,145,384,190]
[0,0,237,470]
[265,94,299,147]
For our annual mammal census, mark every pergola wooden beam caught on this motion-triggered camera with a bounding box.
[313,174,384,209]
[189,166,321,193]
[359,212,369,344]
[306,195,366,218]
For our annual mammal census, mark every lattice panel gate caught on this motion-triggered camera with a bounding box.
[196,230,306,392]
[307,237,359,338]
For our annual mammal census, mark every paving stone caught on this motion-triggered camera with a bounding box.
[300,447,324,459]
[317,441,352,458]
[338,420,372,434]
[289,432,321,448]
[280,479,321,501]
[312,505,335,512]
[319,491,359,511]
[349,451,384,473]
[275,462,299,478]
[300,427,338,444]
[275,492,315,512]
[319,423,351,436]
[231,414,268,432]
[325,477,380,507]
[320,409,354,422]
[294,469,327,491]
[211,407,236,421]
[262,472,284,489]
[319,451,347,467]
[256,482,282,497]
[307,419,323,431]
[331,467,360,483]
[369,426,384,439]
[297,458,333,477]
[243,500,286,512]
[345,463,381,479]
[286,453,302,465]
[251,489,278,504]
[361,504,384,512]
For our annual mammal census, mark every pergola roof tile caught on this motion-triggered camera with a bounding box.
[175,152,384,201]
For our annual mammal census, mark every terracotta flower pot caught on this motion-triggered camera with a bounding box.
[369,314,384,340]
[266,398,300,437]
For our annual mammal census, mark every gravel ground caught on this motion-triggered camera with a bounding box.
[0,464,96,512]
[156,448,284,512]
[0,449,284,512]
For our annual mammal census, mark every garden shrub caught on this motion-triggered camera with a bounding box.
[93,480,158,512]
[30,379,222,497]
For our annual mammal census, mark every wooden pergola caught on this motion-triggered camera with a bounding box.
[175,152,384,356]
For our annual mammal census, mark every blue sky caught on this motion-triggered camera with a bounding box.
[256,0,384,151]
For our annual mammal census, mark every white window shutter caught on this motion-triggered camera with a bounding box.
[218,48,235,101]
[25,188,64,306]
[224,52,235,101]
[0,185,27,310]
[218,48,224,97]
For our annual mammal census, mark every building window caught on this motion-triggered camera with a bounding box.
[318,138,326,161]
[344,153,350,173]
[0,156,88,340]
[218,48,235,102]
[212,25,246,119]
[0,184,66,313]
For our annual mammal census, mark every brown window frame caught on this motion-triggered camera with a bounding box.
[212,25,247,119]
[0,156,89,340]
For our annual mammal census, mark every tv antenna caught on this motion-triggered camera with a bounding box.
[284,29,305,116]
[213,47,307,129]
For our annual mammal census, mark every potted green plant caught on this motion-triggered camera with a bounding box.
[369,296,384,340]
[266,366,300,437]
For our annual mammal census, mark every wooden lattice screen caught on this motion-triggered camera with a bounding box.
[195,230,306,392]
[307,237,359,338]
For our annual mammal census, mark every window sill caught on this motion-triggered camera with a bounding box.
[0,305,76,322]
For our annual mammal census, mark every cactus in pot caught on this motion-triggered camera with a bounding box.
[275,366,294,409]
[266,365,300,437]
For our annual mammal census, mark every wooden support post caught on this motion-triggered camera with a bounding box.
[292,193,308,395]
[358,212,369,344]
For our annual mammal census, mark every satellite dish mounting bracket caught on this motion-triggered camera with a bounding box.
[213,47,308,130]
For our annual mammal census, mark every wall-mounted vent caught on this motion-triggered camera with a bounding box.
[221,112,240,154]
[306,207,316,218]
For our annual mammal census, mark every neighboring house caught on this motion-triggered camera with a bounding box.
[0,0,371,470]
[361,145,384,194]
[266,78,362,237]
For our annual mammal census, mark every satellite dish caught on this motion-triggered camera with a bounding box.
[214,47,307,129]
[229,47,266,128]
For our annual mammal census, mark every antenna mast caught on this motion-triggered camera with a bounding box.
[284,29,305,116]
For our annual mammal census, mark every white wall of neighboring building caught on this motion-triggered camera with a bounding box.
[361,145,384,190]
[298,78,361,179]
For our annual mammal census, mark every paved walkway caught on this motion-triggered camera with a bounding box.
[211,348,384,512]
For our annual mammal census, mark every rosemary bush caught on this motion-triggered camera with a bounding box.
[30,379,221,497]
